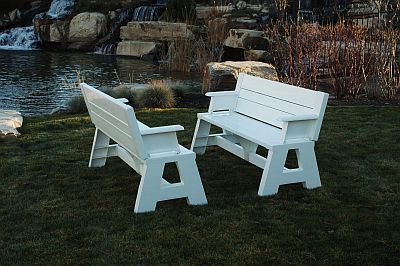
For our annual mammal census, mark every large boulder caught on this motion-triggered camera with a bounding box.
[116,41,158,59]
[203,61,278,92]
[120,21,194,42]
[0,110,23,137]
[68,12,107,43]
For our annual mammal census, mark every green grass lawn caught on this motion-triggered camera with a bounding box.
[1,107,399,265]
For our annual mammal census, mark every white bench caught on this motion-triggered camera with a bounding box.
[80,83,207,213]
[191,73,329,196]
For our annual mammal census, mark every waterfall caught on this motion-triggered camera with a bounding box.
[94,43,117,55]
[133,5,165,21]
[0,0,77,50]
[92,7,136,55]
[47,0,76,19]
[0,26,39,50]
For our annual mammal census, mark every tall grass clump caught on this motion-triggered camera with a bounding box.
[138,80,176,108]
[109,85,137,106]
[67,96,87,114]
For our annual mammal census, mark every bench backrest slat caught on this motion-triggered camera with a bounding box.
[234,73,328,140]
[81,83,148,160]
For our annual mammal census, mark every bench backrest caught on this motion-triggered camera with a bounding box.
[80,83,149,160]
[234,73,328,141]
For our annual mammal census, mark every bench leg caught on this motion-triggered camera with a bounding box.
[258,142,321,196]
[296,142,321,190]
[134,159,165,213]
[258,146,288,196]
[134,155,207,213]
[191,119,211,154]
[176,155,207,206]
[89,128,110,168]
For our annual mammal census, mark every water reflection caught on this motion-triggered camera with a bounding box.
[0,50,201,116]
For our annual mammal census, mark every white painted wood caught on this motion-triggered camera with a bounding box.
[81,83,207,213]
[191,73,328,197]
[206,91,239,113]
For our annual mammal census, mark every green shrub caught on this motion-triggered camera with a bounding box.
[166,0,196,23]
[67,95,87,114]
[138,80,176,108]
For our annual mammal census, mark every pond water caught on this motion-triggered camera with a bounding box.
[0,50,202,116]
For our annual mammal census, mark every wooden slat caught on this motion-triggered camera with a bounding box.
[82,83,149,159]
[90,111,138,155]
[238,73,322,109]
[238,89,313,115]
[235,98,287,128]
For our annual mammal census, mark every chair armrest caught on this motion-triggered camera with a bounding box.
[141,125,184,135]
[278,114,319,122]
[206,91,239,113]
[116,98,129,103]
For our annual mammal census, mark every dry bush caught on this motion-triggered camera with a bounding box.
[266,21,400,100]
[138,80,176,108]
[160,18,226,74]
[266,22,323,90]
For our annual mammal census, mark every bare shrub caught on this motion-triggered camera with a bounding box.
[160,18,226,74]
[266,22,323,90]
[266,21,400,100]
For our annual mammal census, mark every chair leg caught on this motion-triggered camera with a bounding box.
[297,142,321,190]
[134,159,165,213]
[89,128,110,167]
[258,146,288,196]
[191,119,211,155]
[176,155,208,205]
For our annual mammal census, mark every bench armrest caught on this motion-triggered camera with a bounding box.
[140,125,184,135]
[141,125,184,155]
[206,91,239,113]
[205,91,238,97]
[278,114,319,122]
[116,98,129,103]
[280,117,319,143]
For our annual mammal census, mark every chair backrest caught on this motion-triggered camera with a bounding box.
[80,83,149,160]
[234,73,328,141]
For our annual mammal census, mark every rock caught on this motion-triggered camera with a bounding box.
[30,1,42,8]
[35,19,69,42]
[108,11,117,21]
[68,12,107,43]
[0,110,23,137]
[195,5,233,20]
[114,83,149,91]
[229,17,258,29]
[236,1,247,10]
[120,21,194,42]
[244,49,273,63]
[224,29,269,50]
[203,61,278,92]
[9,9,21,23]
[116,41,158,59]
